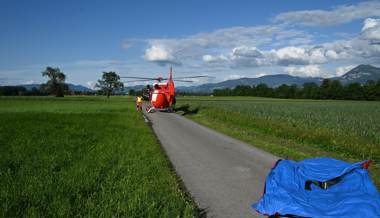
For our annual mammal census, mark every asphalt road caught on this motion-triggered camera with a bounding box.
[144,110,278,218]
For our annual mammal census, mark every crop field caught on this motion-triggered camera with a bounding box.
[176,96,380,188]
[0,97,195,217]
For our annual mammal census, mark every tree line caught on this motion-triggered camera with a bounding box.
[0,67,69,97]
[213,79,380,101]
[0,66,124,98]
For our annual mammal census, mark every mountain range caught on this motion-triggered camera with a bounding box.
[15,64,380,94]
[176,64,380,93]
[21,83,94,92]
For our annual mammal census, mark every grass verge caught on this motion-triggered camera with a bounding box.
[176,96,380,189]
[0,96,196,217]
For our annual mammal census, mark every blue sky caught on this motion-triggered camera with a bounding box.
[1,0,380,87]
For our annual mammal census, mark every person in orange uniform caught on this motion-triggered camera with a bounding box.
[136,96,143,112]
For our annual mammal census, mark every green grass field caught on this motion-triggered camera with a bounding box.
[0,97,196,217]
[176,96,380,189]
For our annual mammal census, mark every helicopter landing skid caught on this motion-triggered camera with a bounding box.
[146,106,174,113]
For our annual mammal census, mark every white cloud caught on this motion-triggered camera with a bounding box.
[229,46,268,67]
[143,25,312,66]
[202,17,380,70]
[273,1,380,27]
[203,54,228,63]
[143,45,180,65]
[86,81,97,89]
[284,65,325,77]
[321,19,380,59]
[232,46,263,58]
[275,46,327,65]
[361,18,380,43]
[204,46,331,68]
[223,74,245,81]
[255,72,268,78]
[335,65,356,77]
[325,50,339,59]
[23,80,36,85]
[362,18,379,31]
[126,2,380,80]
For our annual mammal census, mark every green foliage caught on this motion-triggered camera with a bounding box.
[177,96,380,189]
[213,79,380,101]
[41,66,68,97]
[0,86,27,96]
[129,89,136,96]
[0,97,195,217]
[96,72,124,98]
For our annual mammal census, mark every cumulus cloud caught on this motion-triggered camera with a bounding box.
[131,2,380,80]
[202,17,380,70]
[255,72,268,78]
[273,1,380,27]
[284,65,325,77]
[232,46,263,58]
[86,81,97,89]
[223,74,245,81]
[229,46,269,67]
[322,19,380,59]
[275,46,327,65]
[203,54,228,63]
[204,46,335,68]
[144,45,180,65]
[23,80,36,85]
[335,65,356,77]
[361,18,380,43]
[143,25,312,66]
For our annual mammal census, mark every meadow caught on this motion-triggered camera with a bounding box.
[0,97,196,217]
[176,96,380,188]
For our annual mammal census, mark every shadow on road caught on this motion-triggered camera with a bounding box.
[175,104,199,116]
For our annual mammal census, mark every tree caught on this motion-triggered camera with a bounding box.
[255,83,272,97]
[275,84,291,98]
[96,71,124,98]
[363,80,377,100]
[128,89,136,96]
[376,80,380,100]
[320,79,333,99]
[0,86,27,96]
[303,82,320,99]
[234,85,251,96]
[330,80,344,99]
[41,67,67,97]
[343,82,364,100]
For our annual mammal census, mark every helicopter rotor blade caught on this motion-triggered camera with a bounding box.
[173,79,194,82]
[173,75,214,79]
[122,79,154,82]
[120,76,157,80]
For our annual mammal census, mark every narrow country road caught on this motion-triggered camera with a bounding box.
[144,110,278,218]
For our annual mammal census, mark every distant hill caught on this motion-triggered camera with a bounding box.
[21,83,94,92]
[123,64,380,93]
[338,64,380,84]
[177,74,323,93]
[179,64,380,93]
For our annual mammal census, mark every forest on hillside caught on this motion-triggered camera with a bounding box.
[213,79,380,101]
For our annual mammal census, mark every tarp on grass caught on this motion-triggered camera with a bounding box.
[252,158,380,218]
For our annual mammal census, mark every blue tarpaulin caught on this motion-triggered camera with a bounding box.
[252,158,380,218]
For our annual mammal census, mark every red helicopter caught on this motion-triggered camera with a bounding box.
[121,67,210,113]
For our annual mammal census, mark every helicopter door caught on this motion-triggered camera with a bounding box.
[152,91,158,102]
